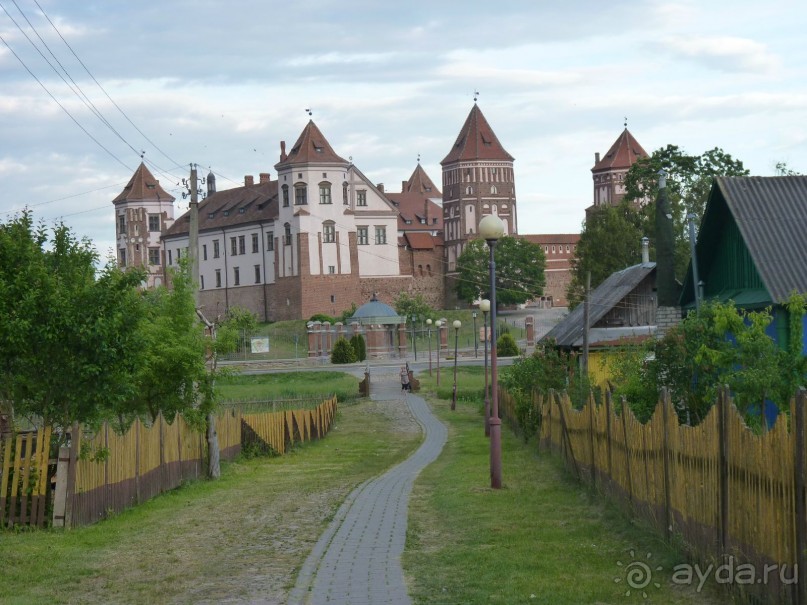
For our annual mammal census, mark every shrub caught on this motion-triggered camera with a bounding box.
[497,332,519,357]
[350,333,367,362]
[309,313,336,324]
[331,337,358,364]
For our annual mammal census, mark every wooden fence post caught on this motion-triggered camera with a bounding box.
[717,386,730,555]
[661,388,673,541]
[588,391,596,489]
[555,391,581,481]
[605,391,613,492]
[547,389,553,453]
[794,388,806,605]
[52,445,70,527]
[159,413,165,493]
[621,397,634,508]
[104,422,110,518]
[64,422,79,528]
[135,420,141,504]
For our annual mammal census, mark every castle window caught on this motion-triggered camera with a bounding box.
[215,269,222,288]
[118,248,126,267]
[231,237,237,256]
[319,182,332,204]
[168,249,173,265]
[552,245,556,253]
[466,186,473,195]
[374,226,386,245]
[252,233,259,253]
[418,265,423,276]
[148,214,160,232]
[342,182,349,205]
[234,266,240,286]
[427,264,432,276]
[491,185,498,195]
[239,235,246,255]
[202,244,208,261]
[282,185,289,207]
[328,266,336,274]
[357,226,369,245]
[118,215,126,233]
[357,190,367,206]
[295,184,307,205]
[200,275,204,290]
[213,239,220,259]
[284,223,292,245]
[323,222,336,243]
[267,231,274,251]
[254,265,261,284]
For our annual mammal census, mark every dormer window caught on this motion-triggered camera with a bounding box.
[239,208,245,214]
[208,212,215,219]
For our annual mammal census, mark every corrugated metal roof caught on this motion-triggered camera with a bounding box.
[542,262,656,347]
[716,176,807,303]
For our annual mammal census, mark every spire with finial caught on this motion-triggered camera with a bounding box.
[417,153,421,164]
[305,108,312,116]
[624,116,628,129]
[473,90,479,103]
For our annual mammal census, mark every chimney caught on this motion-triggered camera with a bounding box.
[259,173,271,184]
[376,183,384,193]
[641,236,650,264]
[207,171,216,196]
[595,152,600,164]
[245,175,254,186]
[402,180,407,192]
[280,141,287,162]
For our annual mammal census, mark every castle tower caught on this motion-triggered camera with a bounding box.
[440,104,516,272]
[591,128,648,209]
[112,162,175,288]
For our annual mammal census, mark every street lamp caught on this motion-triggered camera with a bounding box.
[451,319,461,411]
[480,298,491,437]
[434,320,442,386]
[480,213,505,489]
[426,318,433,376]
[472,311,478,358]
[411,315,418,361]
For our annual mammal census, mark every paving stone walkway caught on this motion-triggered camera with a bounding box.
[288,367,447,605]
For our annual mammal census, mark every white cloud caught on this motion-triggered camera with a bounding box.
[282,51,400,68]
[659,35,781,73]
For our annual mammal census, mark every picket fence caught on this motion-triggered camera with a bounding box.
[0,397,338,530]
[500,387,807,605]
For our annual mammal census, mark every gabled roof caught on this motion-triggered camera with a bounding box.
[521,234,580,245]
[441,104,514,165]
[403,232,437,250]
[543,262,656,347]
[592,128,648,172]
[163,181,278,238]
[275,120,347,169]
[112,162,175,204]
[681,176,807,306]
[403,163,440,195]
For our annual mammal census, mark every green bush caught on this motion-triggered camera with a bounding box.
[350,333,367,362]
[309,313,336,324]
[331,337,358,364]
[497,332,519,357]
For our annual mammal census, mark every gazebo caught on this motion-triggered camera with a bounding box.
[349,294,408,358]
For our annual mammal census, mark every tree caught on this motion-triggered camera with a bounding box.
[0,212,146,432]
[567,202,644,308]
[350,333,367,362]
[455,236,546,306]
[331,337,357,364]
[393,292,434,321]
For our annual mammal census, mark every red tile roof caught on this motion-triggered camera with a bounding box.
[112,162,175,204]
[521,233,580,245]
[403,163,440,195]
[441,104,514,165]
[404,232,437,250]
[592,128,648,172]
[275,120,347,169]
[163,181,278,238]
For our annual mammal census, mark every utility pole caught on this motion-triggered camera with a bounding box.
[582,271,590,378]
[189,163,200,305]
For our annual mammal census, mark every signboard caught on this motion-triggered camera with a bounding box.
[250,337,270,353]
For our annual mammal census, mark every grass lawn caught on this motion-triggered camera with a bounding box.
[0,398,420,605]
[216,370,360,405]
[403,397,728,605]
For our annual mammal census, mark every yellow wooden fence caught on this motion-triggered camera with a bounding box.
[500,387,807,605]
[242,396,337,454]
[0,427,52,528]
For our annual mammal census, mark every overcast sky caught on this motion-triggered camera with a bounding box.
[1,0,805,258]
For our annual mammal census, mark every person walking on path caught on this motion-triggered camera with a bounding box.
[400,365,411,392]
[288,367,447,605]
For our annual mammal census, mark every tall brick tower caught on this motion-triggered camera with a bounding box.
[441,104,516,283]
[590,127,648,212]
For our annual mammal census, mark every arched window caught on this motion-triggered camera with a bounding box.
[284,223,292,245]
[294,184,307,205]
[491,185,498,195]
[319,182,332,204]
[323,221,335,243]
[466,185,473,195]
[418,264,423,276]
[426,264,432,276]
[342,182,349,205]
[281,184,289,207]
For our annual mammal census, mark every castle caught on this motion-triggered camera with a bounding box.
[112,105,647,318]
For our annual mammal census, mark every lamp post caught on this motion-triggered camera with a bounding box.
[426,318,433,376]
[480,214,504,489]
[411,315,418,361]
[472,311,478,358]
[451,320,461,411]
[480,298,491,437]
[435,320,442,386]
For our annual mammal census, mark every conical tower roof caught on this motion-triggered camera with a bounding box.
[592,128,648,172]
[404,163,440,195]
[441,104,514,165]
[112,162,174,204]
[275,120,347,169]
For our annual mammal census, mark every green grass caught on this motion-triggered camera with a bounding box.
[0,399,420,604]
[417,365,488,403]
[404,397,728,604]
[216,370,360,404]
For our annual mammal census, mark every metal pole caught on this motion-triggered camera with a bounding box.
[489,239,502,489]
[473,312,478,358]
[687,213,702,313]
[427,323,433,376]
[436,321,441,386]
[451,324,460,411]
[483,310,490,437]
